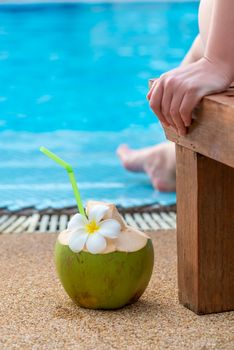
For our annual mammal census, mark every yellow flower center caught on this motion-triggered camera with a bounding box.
[85,220,100,234]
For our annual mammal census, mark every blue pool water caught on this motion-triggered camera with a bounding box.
[0,2,198,209]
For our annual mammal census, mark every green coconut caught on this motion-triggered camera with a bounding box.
[55,202,154,310]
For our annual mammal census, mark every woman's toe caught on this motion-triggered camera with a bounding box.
[152,178,176,192]
[116,144,145,172]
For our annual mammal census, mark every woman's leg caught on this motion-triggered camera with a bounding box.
[117,35,204,192]
[117,142,176,192]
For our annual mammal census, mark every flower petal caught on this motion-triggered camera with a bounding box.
[86,233,107,254]
[88,205,109,223]
[67,213,88,231]
[98,219,121,239]
[68,231,88,253]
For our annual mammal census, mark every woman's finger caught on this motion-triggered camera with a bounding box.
[161,80,178,130]
[149,81,169,126]
[147,79,158,100]
[169,90,187,135]
[179,89,202,127]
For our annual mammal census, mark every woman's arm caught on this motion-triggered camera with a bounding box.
[205,0,234,78]
[148,0,234,135]
[182,34,204,66]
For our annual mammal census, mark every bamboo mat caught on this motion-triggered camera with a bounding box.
[0,205,176,234]
[0,230,233,350]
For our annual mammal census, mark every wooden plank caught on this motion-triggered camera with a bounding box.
[39,215,49,233]
[168,211,176,221]
[164,98,234,167]
[27,214,40,233]
[133,213,150,230]
[160,212,176,228]
[142,213,160,230]
[3,216,27,234]
[151,213,169,229]
[149,79,234,168]
[123,214,138,228]
[176,145,234,314]
[15,216,34,233]
[0,216,17,232]
[49,215,58,232]
[0,215,9,226]
[59,215,68,232]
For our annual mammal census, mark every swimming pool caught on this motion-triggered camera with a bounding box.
[0,2,198,210]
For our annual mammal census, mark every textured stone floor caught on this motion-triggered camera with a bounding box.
[0,231,233,350]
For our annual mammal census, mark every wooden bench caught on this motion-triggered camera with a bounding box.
[149,80,234,314]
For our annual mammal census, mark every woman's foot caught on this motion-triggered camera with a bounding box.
[117,142,176,192]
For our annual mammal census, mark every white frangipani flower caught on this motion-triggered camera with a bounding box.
[68,205,121,254]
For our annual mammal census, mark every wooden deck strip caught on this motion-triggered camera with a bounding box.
[151,213,171,229]
[14,216,35,233]
[49,215,58,233]
[123,213,138,228]
[142,213,160,230]
[160,212,176,227]
[0,215,9,225]
[133,213,151,230]
[27,214,40,233]
[39,215,50,232]
[0,216,17,231]
[58,214,68,231]
[3,216,27,234]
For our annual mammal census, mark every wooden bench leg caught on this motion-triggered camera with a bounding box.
[176,145,234,314]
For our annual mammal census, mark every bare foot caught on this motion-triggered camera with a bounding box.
[117,142,176,192]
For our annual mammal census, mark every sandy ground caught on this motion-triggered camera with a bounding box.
[0,231,233,350]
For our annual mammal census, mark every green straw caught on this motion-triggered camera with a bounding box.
[39,146,86,216]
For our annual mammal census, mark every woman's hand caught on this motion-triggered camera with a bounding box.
[147,57,233,135]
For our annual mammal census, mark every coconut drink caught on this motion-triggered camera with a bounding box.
[40,147,154,309]
[56,201,154,309]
